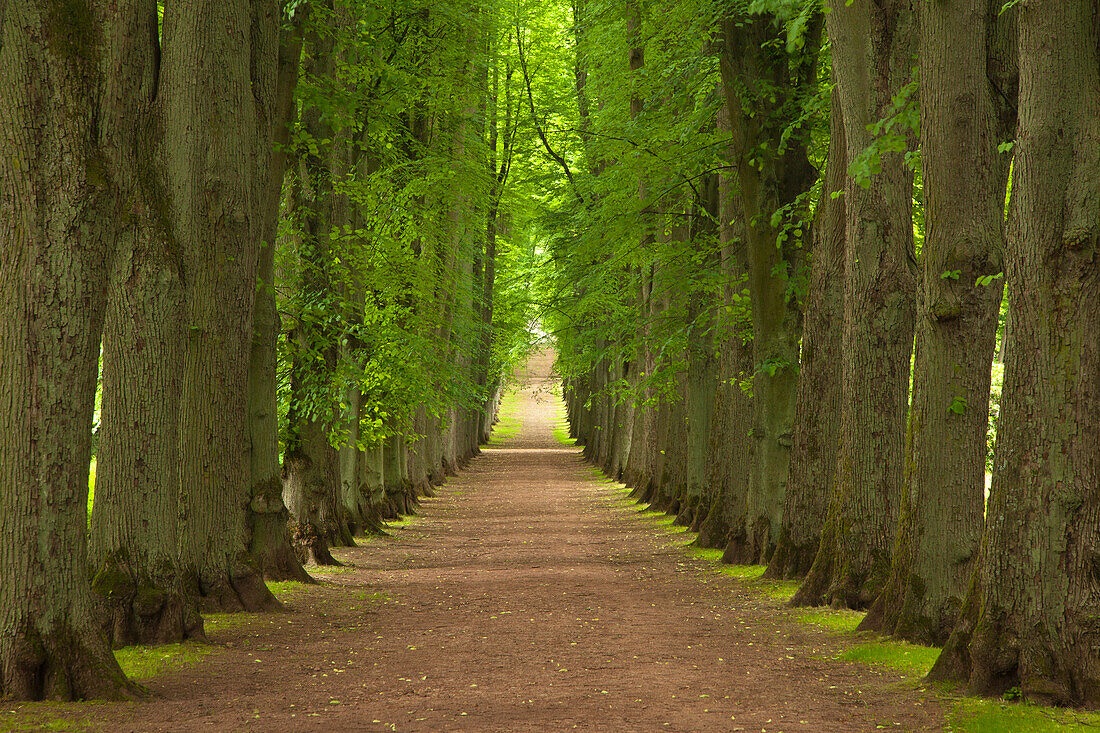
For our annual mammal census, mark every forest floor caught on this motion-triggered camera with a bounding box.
[7,351,963,732]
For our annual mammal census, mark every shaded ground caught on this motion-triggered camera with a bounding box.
[9,351,945,732]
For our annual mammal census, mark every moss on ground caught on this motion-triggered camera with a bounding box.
[795,609,864,633]
[838,640,940,678]
[949,698,1100,732]
[114,642,212,682]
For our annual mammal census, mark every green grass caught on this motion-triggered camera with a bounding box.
[113,641,211,681]
[487,390,523,445]
[795,608,865,633]
[552,421,576,445]
[949,698,1100,732]
[265,580,310,601]
[838,640,941,678]
[386,514,421,529]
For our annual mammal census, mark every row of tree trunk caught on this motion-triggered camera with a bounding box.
[564,0,1100,709]
[0,0,509,701]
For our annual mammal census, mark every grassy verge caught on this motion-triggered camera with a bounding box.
[487,389,523,445]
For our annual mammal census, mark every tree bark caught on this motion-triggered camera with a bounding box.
[719,13,818,563]
[765,87,846,580]
[791,0,918,609]
[860,0,1016,644]
[247,9,312,584]
[164,0,282,612]
[88,0,204,644]
[0,0,138,700]
[929,1,1100,706]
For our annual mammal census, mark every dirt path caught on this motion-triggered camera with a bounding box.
[49,352,943,732]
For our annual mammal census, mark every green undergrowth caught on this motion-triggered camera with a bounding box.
[948,698,1100,732]
[792,608,1100,731]
[0,704,109,733]
[685,546,798,599]
[838,640,941,678]
[114,642,212,682]
[386,514,421,530]
[552,398,577,445]
[795,608,864,633]
[487,389,522,445]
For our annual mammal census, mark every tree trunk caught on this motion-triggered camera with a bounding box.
[929,2,1100,706]
[164,0,281,612]
[791,0,918,609]
[89,0,203,644]
[860,0,1016,644]
[0,0,137,700]
[765,87,846,580]
[246,11,311,584]
[719,13,818,563]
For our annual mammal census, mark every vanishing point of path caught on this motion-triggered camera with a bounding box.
[61,353,942,731]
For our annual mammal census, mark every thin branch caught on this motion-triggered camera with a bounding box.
[516,23,584,205]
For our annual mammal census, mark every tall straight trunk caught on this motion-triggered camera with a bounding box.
[0,0,137,700]
[765,87,847,580]
[861,0,1016,645]
[719,13,818,563]
[930,2,1100,706]
[354,442,386,533]
[93,232,197,643]
[164,0,281,612]
[89,0,200,644]
[791,0,918,609]
[698,96,755,558]
[280,9,356,555]
[247,12,311,584]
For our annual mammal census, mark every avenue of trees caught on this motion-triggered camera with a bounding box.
[556,0,1099,711]
[0,0,1097,716]
[0,0,544,700]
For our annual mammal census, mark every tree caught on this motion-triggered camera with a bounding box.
[929,0,1100,706]
[765,85,846,580]
[791,0,918,610]
[0,0,137,700]
[167,0,282,612]
[860,0,1016,645]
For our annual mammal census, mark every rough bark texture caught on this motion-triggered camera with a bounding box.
[696,107,754,553]
[88,0,202,645]
[929,2,1100,706]
[765,87,846,580]
[860,0,1015,644]
[165,0,281,612]
[791,0,917,610]
[0,0,138,700]
[247,14,312,584]
[718,13,818,563]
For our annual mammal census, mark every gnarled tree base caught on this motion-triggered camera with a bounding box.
[290,520,340,567]
[91,561,205,647]
[1,622,142,701]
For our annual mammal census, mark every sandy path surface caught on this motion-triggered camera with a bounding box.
[40,351,943,732]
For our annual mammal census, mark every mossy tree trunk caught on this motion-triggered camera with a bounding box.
[765,86,846,580]
[719,12,819,563]
[791,0,918,610]
[165,0,282,612]
[0,0,139,700]
[860,0,1016,645]
[929,1,1100,706]
[88,0,202,645]
[247,13,312,584]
